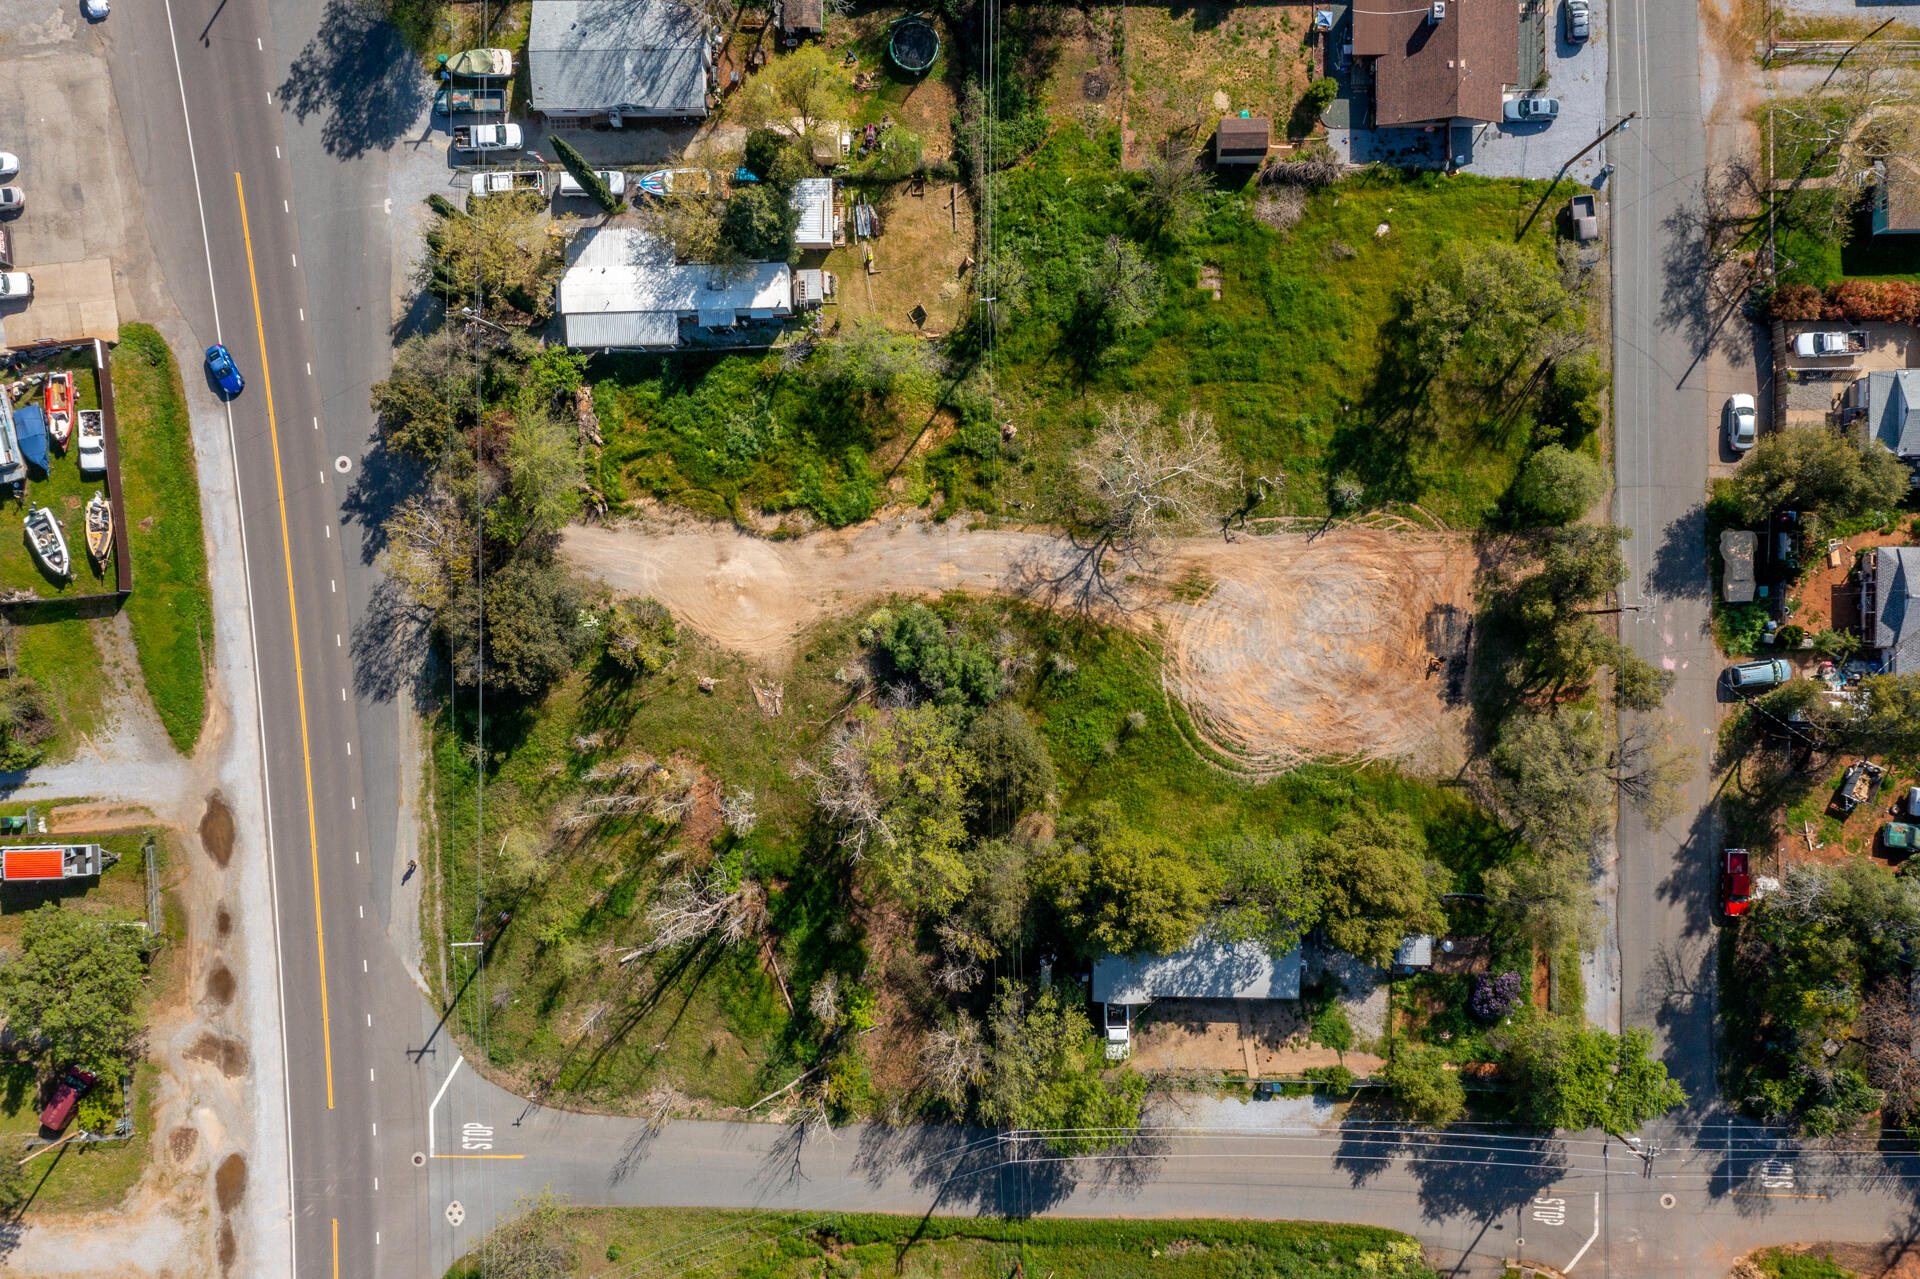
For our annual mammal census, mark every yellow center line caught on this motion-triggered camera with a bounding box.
[331,1218,339,1279]
[235,171,335,1110]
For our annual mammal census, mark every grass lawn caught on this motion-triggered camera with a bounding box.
[430,598,1513,1113]
[0,824,158,940]
[111,324,215,754]
[0,1060,157,1214]
[451,1208,1438,1279]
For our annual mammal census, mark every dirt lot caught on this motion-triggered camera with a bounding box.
[1790,529,1909,635]
[1045,2,1319,165]
[1128,998,1386,1080]
[820,179,975,335]
[562,515,1482,773]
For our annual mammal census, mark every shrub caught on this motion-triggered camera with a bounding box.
[1381,1048,1465,1126]
[1512,444,1606,525]
[1469,971,1525,1022]
[1310,1001,1355,1056]
[1766,283,1824,321]
[550,136,622,214]
[1303,1063,1356,1093]
[1775,624,1806,649]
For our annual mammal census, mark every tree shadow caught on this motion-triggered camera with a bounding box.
[1404,1127,1571,1221]
[277,0,430,161]
[350,577,431,709]
[848,1122,1078,1217]
[1645,502,1712,604]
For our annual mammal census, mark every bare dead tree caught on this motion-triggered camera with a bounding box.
[920,1013,986,1108]
[628,867,766,956]
[720,786,759,837]
[1030,403,1232,613]
[809,971,842,1029]
[793,718,891,856]
[1862,980,1920,1127]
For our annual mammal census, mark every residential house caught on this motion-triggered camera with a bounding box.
[1351,0,1518,127]
[789,177,838,252]
[1215,116,1271,165]
[1859,368,1920,482]
[1873,158,1920,239]
[1863,546,1920,674]
[1093,938,1303,1008]
[528,0,715,125]
[557,226,793,350]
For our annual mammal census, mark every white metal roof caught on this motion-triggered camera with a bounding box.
[557,226,792,348]
[790,177,835,248]
[1093,938,1303,1004]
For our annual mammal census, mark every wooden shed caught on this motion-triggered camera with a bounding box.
[1215,116,1271,165]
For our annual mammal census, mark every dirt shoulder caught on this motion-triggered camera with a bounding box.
[561,515,1482,775]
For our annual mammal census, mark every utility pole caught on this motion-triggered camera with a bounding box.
[1515,112,1638,240]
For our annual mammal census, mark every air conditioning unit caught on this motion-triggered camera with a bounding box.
[1429,1,1445,21]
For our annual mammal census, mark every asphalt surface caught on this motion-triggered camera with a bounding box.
[94,0,1920,1276]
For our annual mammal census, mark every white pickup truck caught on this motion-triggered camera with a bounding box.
[1794,330,1867,358]
[453,123,523,152]
[470,169,546,197]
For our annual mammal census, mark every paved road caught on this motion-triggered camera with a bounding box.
[1606,0,1722,1103]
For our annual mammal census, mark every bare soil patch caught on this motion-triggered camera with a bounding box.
[1130,998,1385,1078]
[203,962,236,1008]
[47,801,158,834]
[183,1032,249,1079]
[198,793,234,867]
[563,516,1481,772]
[167,1127,198,1165]
[213,1152,246,1214]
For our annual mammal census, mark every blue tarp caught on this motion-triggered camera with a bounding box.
[11,405,49,473]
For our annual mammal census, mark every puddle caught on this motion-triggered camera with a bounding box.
[214,1151,247,1213]
[168,1126,198,1164]
[185,1033,250,1078]
[214,905,232,939]
[200,793,235,868]
[217,1220,236,1275]
[204,963,235,1007]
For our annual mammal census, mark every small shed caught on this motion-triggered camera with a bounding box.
[1215,116,1271,165]
[780,0,823,38]
[1721,530,1757,604]
[1393,935,1435,972]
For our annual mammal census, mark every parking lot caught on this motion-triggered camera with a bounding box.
[1456,0,1611,179]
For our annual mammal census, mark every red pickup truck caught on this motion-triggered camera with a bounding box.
[1722,849,1753,918]
[39,1067,97,1133]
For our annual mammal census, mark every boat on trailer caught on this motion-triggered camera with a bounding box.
[24,506,69,579]
[43,371,72,450]
[84,491,110,566]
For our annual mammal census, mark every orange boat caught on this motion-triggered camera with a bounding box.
[43,371,72,450]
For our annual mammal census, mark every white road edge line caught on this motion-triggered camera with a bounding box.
[1563,1192,1601,1274]
[158,1,298,1276]
[427,1057,465,1159]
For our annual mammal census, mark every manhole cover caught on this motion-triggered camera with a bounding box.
[411,1151,426,1168]
[334,455,353,474]
[446,1200,466,1227]
[1660,1193,1675,1209]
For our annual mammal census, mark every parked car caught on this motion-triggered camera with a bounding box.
[1837,759,1888,815]
[81,0,109,19]
[556,169,628,199]
[1564,0,1590,42]
[1504,96,1561,123]
[1724,393,1757,451]
[1793,330,1866,358]
[0,224,12,269]
[39,1067,97,1133]
[1883,822,1919,856]
[1721,849,1753,917]
[1907,784,1920,817]
[1726,657,1792,691]
[0,270,31,299]
[0,186,22,213]
[0,153,17,181]
[204,344,245,397]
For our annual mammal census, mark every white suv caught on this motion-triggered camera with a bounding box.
[0,271,31,300]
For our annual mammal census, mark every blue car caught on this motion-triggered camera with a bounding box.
[205,344,244,397]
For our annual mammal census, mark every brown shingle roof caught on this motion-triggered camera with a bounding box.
[1882,158,1920,234]
[783,0,822,31]
[1215,116,1271,160]
[1352,0,1518,126]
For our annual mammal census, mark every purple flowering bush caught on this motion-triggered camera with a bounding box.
[1470,972,1524,1022]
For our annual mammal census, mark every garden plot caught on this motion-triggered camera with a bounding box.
[822,180,975,334]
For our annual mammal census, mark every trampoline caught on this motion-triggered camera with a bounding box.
[888,15,940,75]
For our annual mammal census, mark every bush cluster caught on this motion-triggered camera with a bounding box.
[1768,278,1920,325]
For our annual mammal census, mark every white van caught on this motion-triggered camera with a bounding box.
[556,169,627,200]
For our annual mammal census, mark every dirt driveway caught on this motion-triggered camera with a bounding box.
[562,516,1481,773]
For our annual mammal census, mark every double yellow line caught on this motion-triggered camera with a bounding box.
[234,172,336,1110]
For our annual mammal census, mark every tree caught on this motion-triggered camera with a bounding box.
[1208,833,1321,954]
[423,190,562,314]
[0,676,53,771]
[874,604,1003,708]
[370,328,478,459]
[1075,235,1161,344]
[1505,1024,1686,1133]
[802,705,980,912]
[449,554,592,698]
[1312,807,1446,965]
[549,136,621,214]
[1049,402,1231,610]
[1484,848,1598,954]
[744,127,814,189]
[1136,137,1209,239]
[975,980,1144,1152]
[381,477,476,625]
[1854,673,1920,755]
[0,905,151,1084]
[720,183,799,262]
[633,859,765,955]
[1512,445,1606,526]
[1382,1048,1466,1127]
[964,700,1056,835]
[808,321,939,409]
[456,1190,579,1279]
[1492,707,1611,857]
[1727,428,1908,533]
[1035,802,1214,956]
[1862,979,1920,1131]
[920,1012,987,1108]
[498,398,585,540]
[1614,650,1675,713]
[741,44,851,151]
[1405,241,1574,382]
[638,191,737,268]
[1610,718,1694,825]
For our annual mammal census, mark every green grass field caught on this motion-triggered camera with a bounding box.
[111,324,214,754]
[450,1208,1438,1279]
[0,1061,157,1214]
